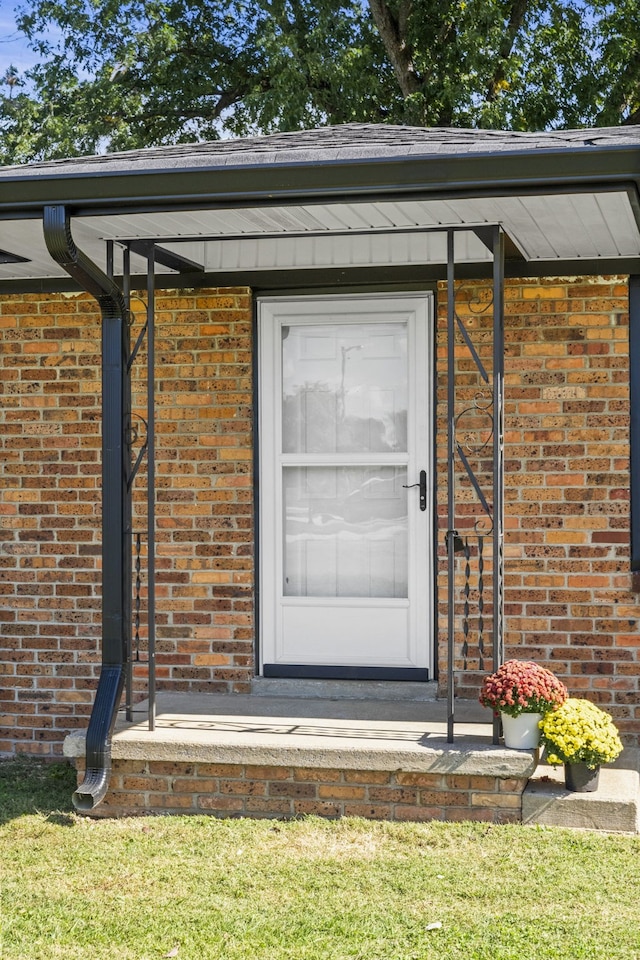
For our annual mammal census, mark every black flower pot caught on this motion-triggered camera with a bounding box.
[564,763,600,793]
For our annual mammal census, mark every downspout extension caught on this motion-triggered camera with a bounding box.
[44,205,129,810]
[71,665,125,810]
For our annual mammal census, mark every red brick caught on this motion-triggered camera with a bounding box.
[318,785,365,801]
[342,803,392,820]
[121,776,169,792]
[396,772,445,788]
[219,779,266,797]
[294,767,342,782]
[197,795,244,812]
[394,805,445,822]
[367,786,419,804]
[269,782,317,799]
[173,778,219,793]
[148,793,195,809]
[244,797,292,815]
[245,765,292,780]
[293,800,341,817]
[343,770,392,784]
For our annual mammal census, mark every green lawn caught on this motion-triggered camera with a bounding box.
[1,756,640,960]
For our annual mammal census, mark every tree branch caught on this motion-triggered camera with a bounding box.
[486,0,531,102]
[596,51,640,125]
[368,0,420,98]
[100,90,246,125]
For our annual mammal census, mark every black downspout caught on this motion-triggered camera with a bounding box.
[43,205,131,810]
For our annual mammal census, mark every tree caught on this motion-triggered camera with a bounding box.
[1,0,640,163]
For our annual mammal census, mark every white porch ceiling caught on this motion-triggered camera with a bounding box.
[0,189,638,282]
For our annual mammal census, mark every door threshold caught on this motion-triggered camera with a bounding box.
[251,676,439,702]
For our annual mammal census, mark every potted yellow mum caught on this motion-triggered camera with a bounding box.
[539,697,623,792]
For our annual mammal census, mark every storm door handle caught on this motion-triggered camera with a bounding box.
[402,469,427,511]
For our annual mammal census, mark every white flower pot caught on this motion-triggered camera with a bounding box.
[501,712,542,749]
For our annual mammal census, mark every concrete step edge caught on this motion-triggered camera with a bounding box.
[250,677,440,701]
[523,764,639,834]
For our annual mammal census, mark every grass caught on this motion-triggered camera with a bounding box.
[1,757,640,959]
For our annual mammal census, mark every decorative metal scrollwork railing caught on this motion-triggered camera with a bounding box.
[446,227,505,743]
[107,241,157,731]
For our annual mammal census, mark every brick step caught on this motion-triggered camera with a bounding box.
[522,761,640,834]
[64,691,534,820]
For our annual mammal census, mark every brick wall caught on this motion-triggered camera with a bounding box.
[150,290,254,694]
[73,758,526,823]
[2,276,640,757]
[1,292,102,755]
[1,288,254,755]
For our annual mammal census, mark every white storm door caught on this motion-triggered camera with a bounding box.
[259,294,433,678]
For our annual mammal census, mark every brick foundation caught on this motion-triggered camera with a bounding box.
[74,758,527,823]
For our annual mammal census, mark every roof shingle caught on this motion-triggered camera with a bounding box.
[2,123,639,180]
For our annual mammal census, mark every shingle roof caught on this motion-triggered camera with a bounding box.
[2,123,640,179]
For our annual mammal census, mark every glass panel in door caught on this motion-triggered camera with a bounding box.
[282,322,408,455]
[283,465,409,598]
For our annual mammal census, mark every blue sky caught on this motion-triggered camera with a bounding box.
[0,2,38,73]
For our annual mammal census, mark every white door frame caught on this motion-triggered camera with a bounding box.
[257,292,434,679]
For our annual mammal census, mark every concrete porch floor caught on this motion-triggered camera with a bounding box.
[103,689,502,771]
[64,689,514,769]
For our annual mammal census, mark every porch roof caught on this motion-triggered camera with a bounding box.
[1,123,640,289]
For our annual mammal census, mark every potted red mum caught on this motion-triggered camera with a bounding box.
[479,660,568,749]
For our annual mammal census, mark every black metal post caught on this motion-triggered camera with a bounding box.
[120,242,156,730]
[122,246,134,724]
[106,239,114,279]
[146,246,156,731]
[446,229,456,743]
[630,277,640,571]
[492,226,505,745]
